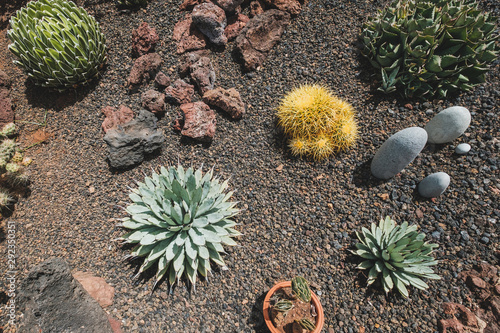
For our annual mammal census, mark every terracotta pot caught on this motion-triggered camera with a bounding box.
[263,281,325,333]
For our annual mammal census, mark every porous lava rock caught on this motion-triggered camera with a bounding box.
[263,0,302,15]
[178,49,211,77]
[439,303,486,333]
[141,89,166,114]
[249,0,265,17]
[213,0,245,12]
[190,56,216,94]
[16,258,113,333]
[192,2,228,46]
[127,53,162,90]
[225,14,250,40]
[101,105,135,133]
[173,15,207,54]
[72,271,115,308]
[203,87,245,119]
[154,71,171,87]
[235,9,291,71]
[165,79,195,104]
[131,22,159,58]
[104,110,164,169]
[179,101,216,142]
[179,0,205,11]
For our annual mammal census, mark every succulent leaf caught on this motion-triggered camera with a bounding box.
[121,165,240,291]
[360,0,499,99]
[296,318,316,331]
[354,216,440,297]
[7,0,107,90]
[291,276,312,303]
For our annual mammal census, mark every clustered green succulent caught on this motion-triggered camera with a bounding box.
[273,299,294,312]
[360,0,499,99]
[353,216,440,297]
[291,276,311,303]
[0,123,28,210]
[7,0,107,90]
[117,0,148,7]
[120,165,240,290]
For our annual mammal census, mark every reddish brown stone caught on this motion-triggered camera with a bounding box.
[0,70,11,88]
[141,89,166,114]
[155,71,171,87]
[173,15,207,54]
[190,57,216,94]
[202,87,245,119]
[467,275,488,290]
[101,105,134,133]
[127,53,162,89]
[179,102,216,142]
[179,0,205,11]
[178,49,211,77]
[263,0,302,15]
[131,22,159,58]
[107,315,122,333]
[224,14,249,40]
[249,0,265,17]
[165,79,195,105]
[235,9,290,71]
[73,271,115,308]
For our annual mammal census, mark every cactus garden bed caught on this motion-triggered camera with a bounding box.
[0,0,499,332]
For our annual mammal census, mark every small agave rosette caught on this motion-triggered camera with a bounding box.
[353,216,440,297]
[7,0,107,89]
[120,165,241,290]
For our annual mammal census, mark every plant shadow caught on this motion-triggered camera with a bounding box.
[247,291,268,333]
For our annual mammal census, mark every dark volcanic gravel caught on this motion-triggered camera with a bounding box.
[0,0,499,332]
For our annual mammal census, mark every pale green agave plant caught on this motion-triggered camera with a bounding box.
[120,165,240,291]
[7,0,107,90]
[361,0,499,99]
[353,216,440,297]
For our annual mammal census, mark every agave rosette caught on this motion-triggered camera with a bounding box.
[7,0,107,89]
[361,0,499,99]
[354,216,440,297]
[121,165,240,290]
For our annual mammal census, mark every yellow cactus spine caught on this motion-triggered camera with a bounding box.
[277,84,358,160]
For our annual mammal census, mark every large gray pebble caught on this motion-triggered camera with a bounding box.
[455,143,471,155]
[425,106,471,144]
[418,172,450,198]
[371,127,428,180]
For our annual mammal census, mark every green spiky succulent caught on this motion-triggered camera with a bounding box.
[296,318,316,331]
[7,0,107,90]
[291,276,311,303]
[120,165,240,291]
[353,216,440,297]
[273,299,294,312]
[360,0,499,99]
[117,0,148,7]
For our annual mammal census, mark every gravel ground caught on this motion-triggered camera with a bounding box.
[0,0,499,332]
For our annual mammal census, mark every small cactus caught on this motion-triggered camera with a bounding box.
[0,123,16,137]
[296,318,316,331]
[291,276,311,303]
[273,299,294,312]
[277,84,358,160]
[0,190,14,209]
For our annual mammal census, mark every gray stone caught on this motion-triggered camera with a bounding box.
[370,127,428,180]
[192,3,227,45]
[455,143,471,155]
[418,172,450,198]
[425,106,471,144]
[17,258,113,333]
[104,109,164,169]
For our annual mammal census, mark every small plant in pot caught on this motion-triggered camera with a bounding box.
[263,276,324,333]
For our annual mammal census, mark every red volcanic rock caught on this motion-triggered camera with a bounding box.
[154,71,171,87]
[190,56,216,94]
[173,15,207,54]
[141,89,166,114]
[178,49,211,77]
[165,79,195,105]
[127,53,162,90]
[101,105,134,133]
[203,87,245,119]
[131,22,159,57]
[192,2,227,45]
[263,0,302,15]
[224,14,249,40]
[72,271,115,308]
[179,102,216,142]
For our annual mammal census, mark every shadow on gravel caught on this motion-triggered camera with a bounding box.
[247,291,268,333]
[352,159,386,189]
[24,73,102,111]
[0,225,5,244]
